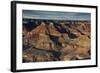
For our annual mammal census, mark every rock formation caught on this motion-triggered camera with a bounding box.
[22,20,91,62]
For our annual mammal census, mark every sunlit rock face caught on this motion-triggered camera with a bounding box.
[22,20,91,62]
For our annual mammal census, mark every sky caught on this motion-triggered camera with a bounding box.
[22,10,91,21]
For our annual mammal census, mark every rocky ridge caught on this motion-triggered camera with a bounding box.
[23,20,91,62]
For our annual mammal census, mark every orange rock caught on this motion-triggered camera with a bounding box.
[47,22,61,37]
[31,22,49,35]
[61,44,75,53]
[75,48,90,56]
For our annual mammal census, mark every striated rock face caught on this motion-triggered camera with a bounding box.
[22,20,91,62]
[47,22,62,37]
[34,34,55,51]
[31,22,49,35]
[23,48,54,62]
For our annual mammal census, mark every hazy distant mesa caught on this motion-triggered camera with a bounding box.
[22,10,91,21]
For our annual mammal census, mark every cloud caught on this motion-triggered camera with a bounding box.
[23,10,91,21]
